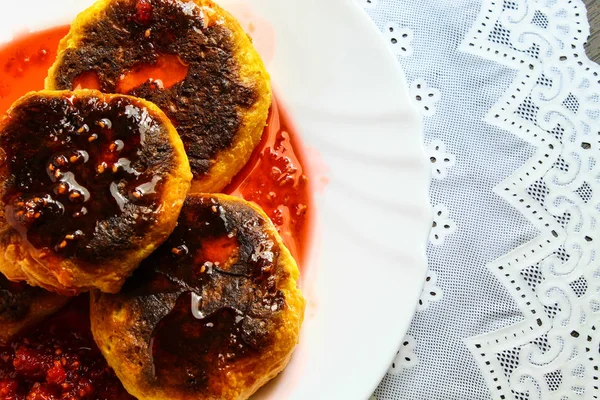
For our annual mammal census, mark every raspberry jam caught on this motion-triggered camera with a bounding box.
[0,27,69,117]
[0,26,312,400]
[0,297,135,400]
[224,98,311,263]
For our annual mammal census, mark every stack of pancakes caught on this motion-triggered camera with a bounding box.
[0,1,305,399]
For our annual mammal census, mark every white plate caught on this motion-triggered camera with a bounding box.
[0,1,430,398]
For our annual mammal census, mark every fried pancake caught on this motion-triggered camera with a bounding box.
[0,90,192,295]
[46,0,271,193]
[91,194,305,400]
[0,273,69,344]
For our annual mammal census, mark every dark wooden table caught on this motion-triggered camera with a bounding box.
[585,0,599,62]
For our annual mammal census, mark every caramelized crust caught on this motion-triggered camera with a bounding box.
[0,273,69,344]
[0,90,192,295]
[46,0,271,193]
[91,194,305,400]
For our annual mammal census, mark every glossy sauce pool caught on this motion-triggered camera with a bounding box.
[0,27,312,400]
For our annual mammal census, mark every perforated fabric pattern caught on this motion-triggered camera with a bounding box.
[359,0,600,399]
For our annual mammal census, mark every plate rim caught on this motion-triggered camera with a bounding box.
[0,0,432,398]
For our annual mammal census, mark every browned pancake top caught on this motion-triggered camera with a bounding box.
[52,0,258,178]
[0,92,174,264]
[0,274,46,323]
[117,195,288,393]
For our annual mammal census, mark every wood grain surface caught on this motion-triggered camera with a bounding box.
[585,0,599,62]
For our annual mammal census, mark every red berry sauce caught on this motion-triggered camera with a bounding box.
[0,297,135,400]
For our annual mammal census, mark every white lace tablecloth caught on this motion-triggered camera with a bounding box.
[359,0,600,399]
